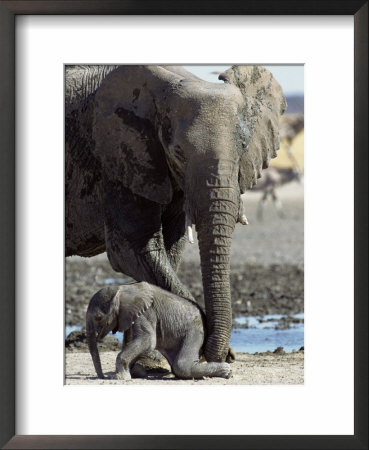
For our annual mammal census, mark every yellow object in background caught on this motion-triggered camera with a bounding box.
[270,129,304,171]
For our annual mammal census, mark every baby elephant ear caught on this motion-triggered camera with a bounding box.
[114,282,155,331]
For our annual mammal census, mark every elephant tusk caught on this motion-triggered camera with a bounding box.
[240,214,249,225]
[186,216,194,244]
[187,225,194,244]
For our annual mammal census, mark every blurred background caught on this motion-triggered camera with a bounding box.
[66,65,304,355]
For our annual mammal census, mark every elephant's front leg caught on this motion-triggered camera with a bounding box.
[138,233,193,300]
[161,190,187,272]
[115,322,155,381]
[103,185,194,301]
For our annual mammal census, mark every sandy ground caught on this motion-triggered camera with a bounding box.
[65,181,304,385]
[66,350,304,385]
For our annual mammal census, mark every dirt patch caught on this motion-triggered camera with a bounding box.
[65,350,304,385]
[182,262,304,318]
[65,260,303,327]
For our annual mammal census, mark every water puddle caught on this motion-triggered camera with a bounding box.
[66,312,303,354]
[231,327,303,353]
[66,325,125,344]
[232,313,304,353]
[97,277,131,285]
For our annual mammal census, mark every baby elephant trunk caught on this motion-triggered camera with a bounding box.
[86,321,104,379]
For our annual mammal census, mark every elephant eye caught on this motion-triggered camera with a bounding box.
[95,314,103,321]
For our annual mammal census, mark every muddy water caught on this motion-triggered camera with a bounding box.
[66,312,304,354]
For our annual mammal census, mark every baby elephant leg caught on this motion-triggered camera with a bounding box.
[115,325,155,380]
[172,330,231,379]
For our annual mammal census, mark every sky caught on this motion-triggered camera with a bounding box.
[184,65,304,96]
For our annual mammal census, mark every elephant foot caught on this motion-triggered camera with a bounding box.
[133,349,171,376]
[221,364,232,379]
[207,362,232,379]
[115,370,132,381]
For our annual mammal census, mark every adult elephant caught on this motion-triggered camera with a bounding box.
[65,65,286,362]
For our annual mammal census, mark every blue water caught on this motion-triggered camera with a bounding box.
[97,277,129,285]
[231,313,304,353]
[66,325,125,343]
[67,313,304,354]
[231,327,303,354]
[235,314,286,329]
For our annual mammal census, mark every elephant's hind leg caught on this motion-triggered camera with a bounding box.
[172,330,232,379]
[174,358,232,379]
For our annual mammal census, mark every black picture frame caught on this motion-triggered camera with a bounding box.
[0,1,367,449]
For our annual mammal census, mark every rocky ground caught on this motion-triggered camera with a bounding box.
[65,181,304,384]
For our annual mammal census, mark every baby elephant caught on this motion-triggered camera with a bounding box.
[86,282,231,380]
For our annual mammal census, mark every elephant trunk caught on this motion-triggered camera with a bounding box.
[194,184,238,362]
[86,321,104,379]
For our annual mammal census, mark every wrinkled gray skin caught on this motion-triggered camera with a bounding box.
[66,65,286,362]
[86,282,231,380]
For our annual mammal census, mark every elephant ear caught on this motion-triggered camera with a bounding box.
[93,66,180,205]
[219,65,287,192]
[114,282,155,332]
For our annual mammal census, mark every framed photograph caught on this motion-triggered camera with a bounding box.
[1,1,367,449]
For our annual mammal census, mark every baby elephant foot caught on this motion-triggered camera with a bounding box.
[115,355,132,380]
[115,370,132,381]
[218,362,232,379]
[181,361,232,379]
